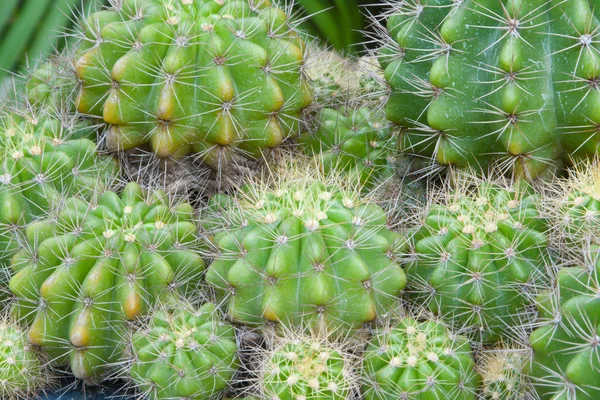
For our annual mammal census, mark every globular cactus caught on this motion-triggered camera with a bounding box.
[205,158,407,333]
[299,106,398,188]
[546,158,600,248]
[476,345,531,400]
[73,0,312,169]
[526,246,600,399]
[25,57,78,111]
[406,176,549,343]
[9,182,205,383]
[128,301,238,400]
[362,316,480,400]
[0,314,50,399]
[254,330,360,400]
[378,0,600,179]
[0,109,118,264]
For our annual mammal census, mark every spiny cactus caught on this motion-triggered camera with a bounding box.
[253,329,360,400]
[406,176,549,343]
[73,0,312,169]
[128,301,238,400]
[299,106,398,188]
[25,56,78,112]
[378,0,600,179]
[546,158,600,249]
[527,245,600,399]
[0,313,50,399]
[476,344,531,400]
[362,316,480,400]
[205,158,407,333]
[9,182,205,383]
[0,109,118,264]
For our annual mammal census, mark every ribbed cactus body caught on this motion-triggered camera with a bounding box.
[74,0,311,167]
[129,302,238,400]
[9,182,205,382]
[205,165,406,333]
[527,247,600,399]
[407,179,548,342]
[362,317,479,400]
[300,107,397,188]
[380,0,600,178]
[0,317,47,399]
[0,112,117,264]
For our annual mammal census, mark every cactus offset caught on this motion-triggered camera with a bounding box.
[527,246,600,399]
[477,344,531,400]
[128,301,238,400]
[0,109,118,264]
[74,0,311,169]
[205,158,406,333]
[9,182,205,383]
[406,176,549,343]
[378,0,600,179]
[362,316,480,399]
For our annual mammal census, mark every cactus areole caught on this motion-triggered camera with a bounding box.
[75,0,312,168]
[380,0,600,179]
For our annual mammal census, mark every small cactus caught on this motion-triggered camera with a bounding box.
[128,301,239,400]
[477,344,531,400]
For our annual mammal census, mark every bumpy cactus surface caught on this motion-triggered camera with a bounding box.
[26,58,78,111]
[205,159,406,333]
[527,246,600,399]
[379,0,600,178]
[407,178,548,342]
[74,0,311,168]
[300,107,397,188]
[362,317,480,400]
[0,110,118,264]
[256,331,358,400]
[477,345,530,400]
[0,315,48,399]
[129,302,238,400]
[9,182,205,382]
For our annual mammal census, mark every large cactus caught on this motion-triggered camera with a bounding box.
[379,0,600,179]
[73,0,312,169]
[9,182,205,383]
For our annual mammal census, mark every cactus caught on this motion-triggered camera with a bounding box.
[527,246,600,399]
[25,57,78,112]
[128,301,238,400]
[0,313,50,399]
[9,182,205,383]
[362,316,480,400]
[299,106,398,188]
[205,158,407,333]
[378,0,600,179]
[0,109,118,264]
[254,330,359,400]
[546,158,600,248]
[73,0,312,169]
[476,345,531,400]
[406,176,549,343]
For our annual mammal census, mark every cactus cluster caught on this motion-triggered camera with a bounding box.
[379,0,600,179]
[128,301,238,400]
[73,0,311,169]
[205,160,407,333]
[9,182,205,382]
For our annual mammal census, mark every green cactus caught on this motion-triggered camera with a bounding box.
[547,158,600,248]
[477,345,530,400]
[9,182,205,383]
[205,159,407,333]
[25,56,79,112]
[378,0,600,179]
[299,106,398,188]
[0,314,50,399]
[527,246,600,399]
[128,301,238,400]
[406,177,549,343]
[362,317,480,400]
[0,109,118,264]
[73,0,312,169]
[256,331,359,400]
